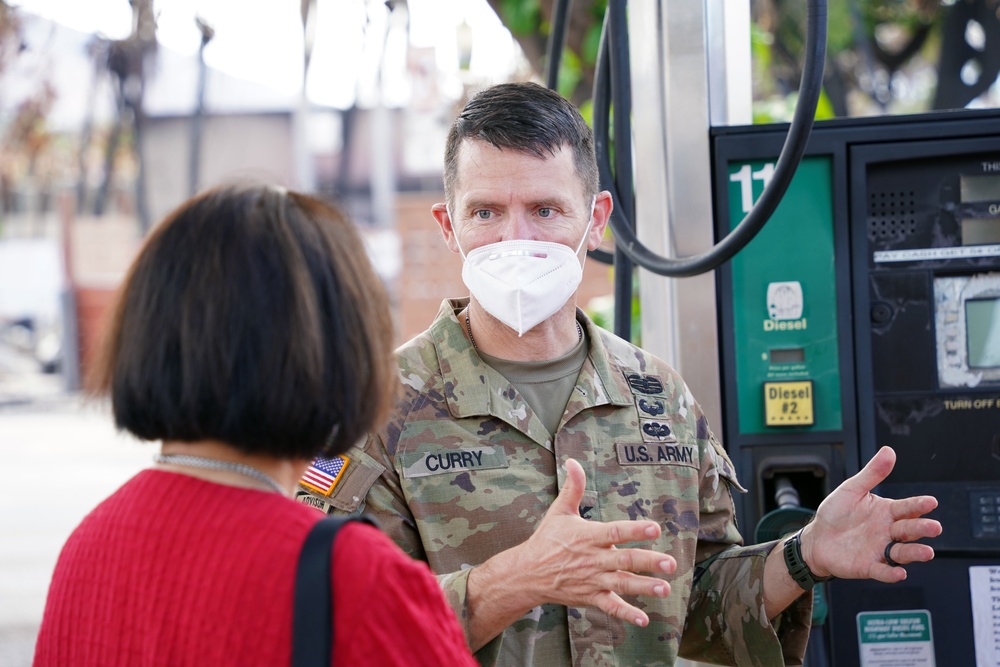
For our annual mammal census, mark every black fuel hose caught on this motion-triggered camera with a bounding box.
[595,0,828,277]
[546,0,630,337]
[607,3,636,339]
[544,0,572,90]
[543,0,617,266]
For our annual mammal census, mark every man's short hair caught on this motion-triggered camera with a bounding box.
[90,183,397,460]
[443,82,599,205]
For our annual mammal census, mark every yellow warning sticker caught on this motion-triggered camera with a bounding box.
[763,380,814,426]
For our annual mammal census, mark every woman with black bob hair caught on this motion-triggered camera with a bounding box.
[34,184,476,666]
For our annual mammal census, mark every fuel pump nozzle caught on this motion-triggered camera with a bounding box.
[774,475,802,509]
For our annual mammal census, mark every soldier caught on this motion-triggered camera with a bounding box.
[296,82,942,666]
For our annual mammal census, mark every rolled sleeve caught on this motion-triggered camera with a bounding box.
[438,569,502,667]
[681,542,812,666]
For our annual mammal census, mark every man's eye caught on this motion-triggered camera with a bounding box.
[474,210,492,220]
[537,208,552,218]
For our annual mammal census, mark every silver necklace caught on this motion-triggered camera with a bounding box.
[154,453,287,495]
[464,313,582,350]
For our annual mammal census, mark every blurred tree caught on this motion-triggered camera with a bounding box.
[0,1,25,218]
[0,0,24,78]
[3,82,57,178]
[933,0,1000,110]
[0,2,59,225]
[489,1,999,121]
[485,0,606,105]
[754,0,1000,120]
[92,0,157,234]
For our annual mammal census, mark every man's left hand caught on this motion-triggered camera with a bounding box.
[800,446,942,583]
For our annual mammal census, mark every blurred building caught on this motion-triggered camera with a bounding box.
[0,10,614,389]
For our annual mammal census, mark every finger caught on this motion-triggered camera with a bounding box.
[889,495,939,520]
[891,542,936,566]
[889,517,943,542]
[550,458,588,517]
[597,570,672,599]
[885,540,936,567]
[591,590,651,628]
[871,541,936,584]
[839,446,896,496]
[596,518,662,547]
[608,546,676,575]
[869,562,908,584]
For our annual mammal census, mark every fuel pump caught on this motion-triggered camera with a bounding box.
[711,107,1000,667]
[554,1,1000,665]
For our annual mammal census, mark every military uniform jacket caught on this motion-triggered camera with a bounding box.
[300,299,812,667]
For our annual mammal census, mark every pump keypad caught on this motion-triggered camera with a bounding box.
[971,491,1000,539]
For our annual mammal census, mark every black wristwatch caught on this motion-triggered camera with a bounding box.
[783,529,833,591]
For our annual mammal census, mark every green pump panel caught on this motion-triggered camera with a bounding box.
[726,157,842,434]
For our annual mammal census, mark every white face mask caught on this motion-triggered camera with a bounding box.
[453,199,594,337]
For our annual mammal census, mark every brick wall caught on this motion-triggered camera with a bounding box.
[64,194,617,383]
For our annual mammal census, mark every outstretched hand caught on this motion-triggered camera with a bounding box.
[514,458,676,627]
[801,446,942,584]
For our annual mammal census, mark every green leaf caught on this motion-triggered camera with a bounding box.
[500,0,541,35]
[582,23,602,64]
[557,48,583,99]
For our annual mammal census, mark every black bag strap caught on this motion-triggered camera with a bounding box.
[292,515,375,667]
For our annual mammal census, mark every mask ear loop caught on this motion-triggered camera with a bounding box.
[447,206,470,261]
[573,195,598,256]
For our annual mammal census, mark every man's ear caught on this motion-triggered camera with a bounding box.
[588,191,613,251]
[431,202,462,254]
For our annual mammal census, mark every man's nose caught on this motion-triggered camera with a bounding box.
[501,210,533,242]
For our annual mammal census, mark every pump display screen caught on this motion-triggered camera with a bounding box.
[961,219,1000,246]
[966,298,1000,368]
[933,273,1000,387]
[961,173,1000,202]
[959,174,1000,246]
[770,347,805,364]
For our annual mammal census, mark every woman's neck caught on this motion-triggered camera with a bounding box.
[156,440,310,497]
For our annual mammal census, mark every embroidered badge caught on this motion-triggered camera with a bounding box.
[401,446,509,479]
[615,442,697,466]
[295,489,334,513]
[640,419,678,443]
[299,455,349,496]
[625,373,664,395]
[636,397,666,417]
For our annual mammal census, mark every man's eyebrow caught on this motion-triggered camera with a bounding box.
[529,197,572,209]
[463,198,500,211]
[461,196,573,212]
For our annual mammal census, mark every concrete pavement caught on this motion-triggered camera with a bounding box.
[0,346,149,666]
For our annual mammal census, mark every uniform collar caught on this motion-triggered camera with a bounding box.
[429,298,633,434]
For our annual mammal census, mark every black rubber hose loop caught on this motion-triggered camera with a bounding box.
[595,0,828,277]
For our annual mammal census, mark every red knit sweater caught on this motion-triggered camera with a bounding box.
[34,469,476,666]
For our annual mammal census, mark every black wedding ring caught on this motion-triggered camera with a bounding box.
[884,540,903,568]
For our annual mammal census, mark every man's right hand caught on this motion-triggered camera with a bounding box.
[464,458,675,650]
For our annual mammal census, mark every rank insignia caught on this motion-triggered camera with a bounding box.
[625,373,664,395]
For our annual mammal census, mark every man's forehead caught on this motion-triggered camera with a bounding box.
[456,137,568,163]
[452,141,585,199]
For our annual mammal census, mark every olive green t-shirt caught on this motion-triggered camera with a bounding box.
[477,329,588,435]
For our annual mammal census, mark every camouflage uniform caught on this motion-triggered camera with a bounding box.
[298,298,812,667]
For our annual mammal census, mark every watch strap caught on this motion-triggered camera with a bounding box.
[783,528,833,591]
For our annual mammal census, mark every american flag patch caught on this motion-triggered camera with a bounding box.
[299,455,349,496]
